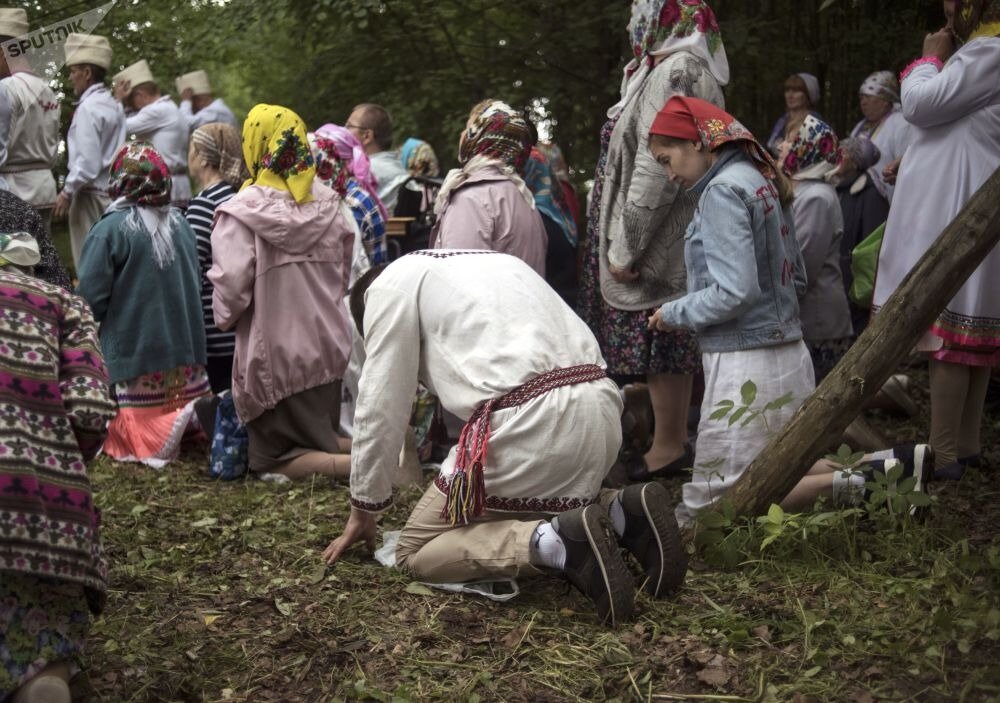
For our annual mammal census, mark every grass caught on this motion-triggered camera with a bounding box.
[77,376,1000,702]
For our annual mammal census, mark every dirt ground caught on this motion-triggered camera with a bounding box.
[76,369,1000,702]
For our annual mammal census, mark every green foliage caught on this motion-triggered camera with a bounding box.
[26,0,939,191]
[708,379,794,432]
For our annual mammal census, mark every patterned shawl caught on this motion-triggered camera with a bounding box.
[315,123,382,202]
[537,142,570,183]
[242,104,316,203]
[524,147,577,246]
[191,122,248,189]
[400,138,440,177]
[781,114,839,180]
[458,100,532,171]
[859,70,900,104]
[310,130,388,220]
[436,100,536,212]
[610,0,729,118]
[105,141,183,269]
[650,95,779,182]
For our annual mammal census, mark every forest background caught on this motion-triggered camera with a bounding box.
[27,0,943,188]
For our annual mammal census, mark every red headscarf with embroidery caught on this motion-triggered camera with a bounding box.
[108,141,172,206]
[649,95,778,181]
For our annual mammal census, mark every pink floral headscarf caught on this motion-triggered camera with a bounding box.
[315,123,381,200]
[610,0,730,118]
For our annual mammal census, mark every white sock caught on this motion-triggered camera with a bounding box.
[869,449,894,461]
[608,495,626,537]
[832,470,867,506]
[530,522,566,570]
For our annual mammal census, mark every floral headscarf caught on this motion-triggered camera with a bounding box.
[108,141,171,206]
[650,95,779,182]
[523,147,577,246]
[953,0,1000,41]
[242,104,316,204]
[629,0,723,58]
[611,0,729,118]
[191,123,248,189]
[400,138,440,178]
[436,100,535,214]
[106,141,183,269]
[458,100,532,172]
[315,123,381,201]
[537,142,570,183]
[781,114,839,180]
[308,133,351,197]
[859,70,899,104]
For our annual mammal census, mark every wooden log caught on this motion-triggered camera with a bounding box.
[720,167,1000,518]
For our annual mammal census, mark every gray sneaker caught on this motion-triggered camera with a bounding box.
[618,483,688,597]
[551,504,635,626]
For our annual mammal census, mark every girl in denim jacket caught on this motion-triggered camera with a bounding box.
[645,97,932,526]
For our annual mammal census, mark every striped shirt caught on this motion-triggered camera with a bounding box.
[343,177,388,266]
[185,182,237,356]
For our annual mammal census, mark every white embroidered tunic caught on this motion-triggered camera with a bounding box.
[350,251,623,514]
[179,97,238,132]
[0,72,59,207]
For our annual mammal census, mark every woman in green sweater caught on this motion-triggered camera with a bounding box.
[77,142,208,466]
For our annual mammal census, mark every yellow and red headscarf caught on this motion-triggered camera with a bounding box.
[241,104,316,203]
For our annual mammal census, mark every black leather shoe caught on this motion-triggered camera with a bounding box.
[551,505,635,626]
[625,444,695,482]
[618,483,688,597]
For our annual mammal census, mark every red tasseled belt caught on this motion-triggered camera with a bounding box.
[441,363,607,525]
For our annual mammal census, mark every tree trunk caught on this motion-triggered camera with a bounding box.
[720,167,1000,518]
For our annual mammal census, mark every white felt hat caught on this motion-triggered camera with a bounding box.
[65,33,113,70]
[0,8,28,37]
[176,69,211,96]
[114,59,155,95]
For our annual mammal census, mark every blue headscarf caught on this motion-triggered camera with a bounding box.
[399,137,440,177]
[523,147,577,246]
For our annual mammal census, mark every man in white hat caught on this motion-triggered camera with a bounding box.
[0,8,60,233]
[113,59,190,207]
[53,33,126,268]
[176,69,237,131]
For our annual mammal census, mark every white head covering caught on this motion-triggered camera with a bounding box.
[113,59,155,96]
[65,33,113,70]
[609,0,729,119]
[795,72,821,106]
[858,70,900,104]
[176,69,212,96]
[0,8,28,37]
[0,231,39,267]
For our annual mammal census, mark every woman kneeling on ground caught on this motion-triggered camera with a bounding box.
[0,231,116,702]
[646,97,932,527]
[209,104,355,479]
[77,142,210,467]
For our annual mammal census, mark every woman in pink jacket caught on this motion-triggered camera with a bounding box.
[209,104,355,478]
[431,100,547,275]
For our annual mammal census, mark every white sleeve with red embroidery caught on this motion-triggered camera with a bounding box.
[349,284,421,514]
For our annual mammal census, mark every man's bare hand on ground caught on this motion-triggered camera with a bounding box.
[322,507,378,565]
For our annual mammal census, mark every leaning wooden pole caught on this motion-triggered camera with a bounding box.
[720,167,1000,518]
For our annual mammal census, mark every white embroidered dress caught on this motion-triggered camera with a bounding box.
[872,38,1000,365]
